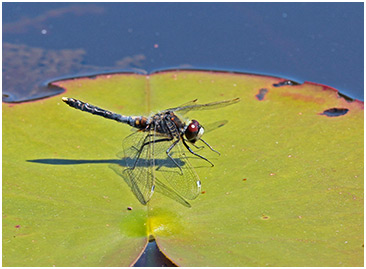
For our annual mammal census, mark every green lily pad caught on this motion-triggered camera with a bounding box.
[3,70,363,266]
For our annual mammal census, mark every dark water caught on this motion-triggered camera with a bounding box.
[3,2,364,102]
[134,240,176,267]
[2,2,363,266]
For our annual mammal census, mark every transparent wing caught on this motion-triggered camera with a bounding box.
[110,161,192,207]
[120,129,156,205]
[120,127,190,205]
[154,177,192,208]
[164,97,240,115]
[152,138,201,201]
[202,120,228,133]
[113,121,202,204]
[175,99,198,107]
[159,141,201,200]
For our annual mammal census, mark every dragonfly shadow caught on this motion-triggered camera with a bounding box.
[27,156,191,207]
[27,158,124,165]
[27,157,185,168]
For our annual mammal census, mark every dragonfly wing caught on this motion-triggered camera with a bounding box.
[109,163,150,205]
[120,129,156,204]
[176,99,198,107]
[161,99,197,113]
[123,130,195,206]
[166,97,240,115]
[154,177,192,208]
[122,129,168,165]
[152,137,201,201]
[165,141,201,200]
[202,120,228,133]
[117,122,203,204]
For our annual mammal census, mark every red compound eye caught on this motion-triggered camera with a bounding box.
[188,120,199,132]
[185,120,201,143]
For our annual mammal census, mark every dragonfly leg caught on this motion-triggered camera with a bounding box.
[132,135,173,169]
[185,139,204,150]
[199,138,220,155]
[166,139,184,174]
[182,139,214,167]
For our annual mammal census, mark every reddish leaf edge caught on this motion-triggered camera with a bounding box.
[2,69,363,108]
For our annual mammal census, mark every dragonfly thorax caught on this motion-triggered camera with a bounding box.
[185,119,204,143]
[146,111,185,137]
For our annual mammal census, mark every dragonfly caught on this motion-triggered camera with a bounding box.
[62,96,240,206]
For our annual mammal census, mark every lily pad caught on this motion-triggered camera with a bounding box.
[3,70,363,266]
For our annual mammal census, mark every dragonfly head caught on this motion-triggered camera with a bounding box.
[185,120,204,143]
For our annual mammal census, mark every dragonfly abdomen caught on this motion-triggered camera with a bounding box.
[62,97,136,125]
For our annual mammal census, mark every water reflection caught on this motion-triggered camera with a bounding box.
[3,42,147,102]
[3,4,105,34]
